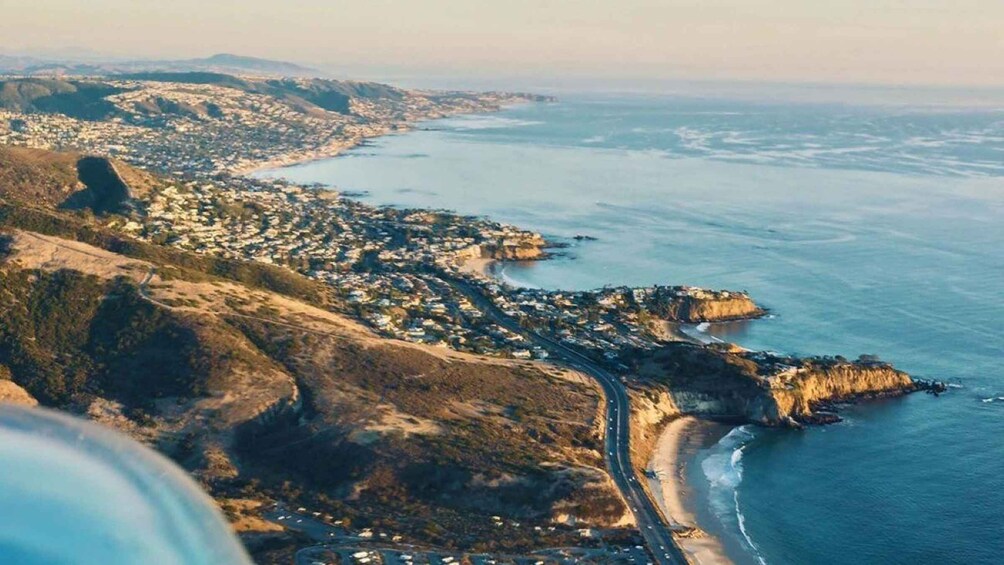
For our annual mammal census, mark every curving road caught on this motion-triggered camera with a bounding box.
[138,257,686,563]
[449,280,688,565]
[19,229,684,560]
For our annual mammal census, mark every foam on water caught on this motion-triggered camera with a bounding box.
[257,93,1004,564]
[438,115,543,131]
[701,426,767,564]
[679,323,726,345]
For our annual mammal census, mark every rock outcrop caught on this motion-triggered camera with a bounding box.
[669,293,764,323]
[480,235,547,261]
[643,286,765,323]
[633,343,919,427]
[768,362,914,424]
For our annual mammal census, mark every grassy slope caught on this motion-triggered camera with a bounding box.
[0,145,159,212]
[0,204,627,554]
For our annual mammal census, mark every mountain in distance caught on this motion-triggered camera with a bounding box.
[0,52,323,78]
[188,53,319,76]
[0,72,407,121]
[0,54,45,70]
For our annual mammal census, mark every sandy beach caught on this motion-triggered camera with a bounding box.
[231,137,364,177]
[647,416,734,565]
[457,257,497,279]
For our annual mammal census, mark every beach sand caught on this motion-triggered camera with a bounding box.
[647,416,735,565]
[457,257,498,279]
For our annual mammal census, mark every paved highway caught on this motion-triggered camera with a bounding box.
[136,254,686,563]
[450,280,689,565]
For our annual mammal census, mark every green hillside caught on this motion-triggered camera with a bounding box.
[0,78,124,120]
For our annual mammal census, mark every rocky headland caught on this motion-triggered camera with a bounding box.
[478,233,548,261]
[631,343,934,428]
[647,287,765,323]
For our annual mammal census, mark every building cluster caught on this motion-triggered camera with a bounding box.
[0,77,536,176]
[2,74,753,364]
[122,173,553,356]
[127,170,747,362]
[469,281,752,363]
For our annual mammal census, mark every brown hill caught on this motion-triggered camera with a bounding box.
[0,211,629,556]
[0,145,157,213]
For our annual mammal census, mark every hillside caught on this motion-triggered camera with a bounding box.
[0,205,630,557]
[177,53,320,77]
[0,72,410,119]
[116,72,406,115]
[0,77,124,120]
[0,145,156,212]
[0,52,321,78]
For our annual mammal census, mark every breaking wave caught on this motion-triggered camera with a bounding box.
[443,115,543,131]
[702,426,767,564]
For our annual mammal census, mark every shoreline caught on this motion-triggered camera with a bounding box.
[233,134,383,177]
[646,416,735,565]
[236,100,541,178]
[456,257,498,280]
[237,98,764,563]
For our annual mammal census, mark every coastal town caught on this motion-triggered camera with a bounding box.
[1,71,902,565]
[0,75,549,175]
[120,171,763,366]
[0,73,766,367]
[0,70,947,565]
[3,0,986,561]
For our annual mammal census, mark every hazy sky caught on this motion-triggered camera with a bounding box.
[2,0,1002,87]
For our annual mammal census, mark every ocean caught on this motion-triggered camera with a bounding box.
[259,93,1004,564]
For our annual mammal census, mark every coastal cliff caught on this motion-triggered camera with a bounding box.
[479,234,547,261]
[633,343,919,427]
[669,293,764,323]
[646,287,765,323]
[768,360,914,424]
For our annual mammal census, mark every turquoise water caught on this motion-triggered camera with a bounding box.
[260,94,1004,564]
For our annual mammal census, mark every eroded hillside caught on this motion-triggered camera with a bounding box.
[0,225,629,556]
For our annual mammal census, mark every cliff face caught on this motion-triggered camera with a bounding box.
[766,363,914,424]
[672,295,765,323]
[644,287,765,323]
[479,235,546,261]
[627,389,680,477]
[658,297,759,323]
[634,344,917,427]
